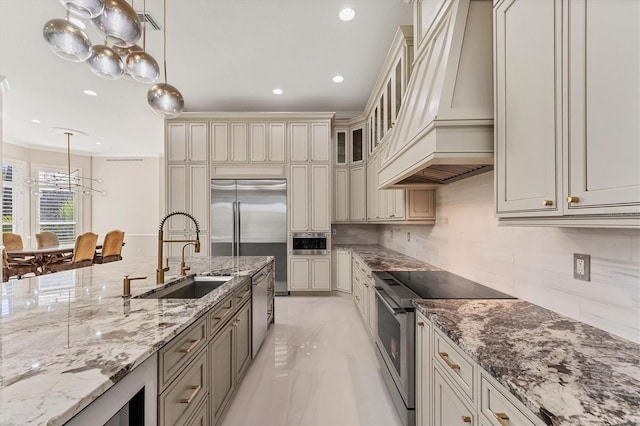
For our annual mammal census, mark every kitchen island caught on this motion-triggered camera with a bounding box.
[0,256,272,426]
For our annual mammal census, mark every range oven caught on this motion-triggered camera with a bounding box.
[291,232,329,255]
[372,270,516,426]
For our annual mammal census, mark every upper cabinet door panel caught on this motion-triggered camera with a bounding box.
[311,164,330,231]
[230,122,248,162]
[289,122,309,162]
[566,0,640,214]
[268,122,286,162]
[188,122,208,162]
[289,164,309,231]
[167,123,187,162]
[311,122,330,162]
[250,122,267,162]
[211,122,229,162]
[495,0,562,216]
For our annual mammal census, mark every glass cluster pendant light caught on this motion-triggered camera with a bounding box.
[90,0,141,48]
[86,44,125,79]
[59,0,105,19]
[43,18,92,62]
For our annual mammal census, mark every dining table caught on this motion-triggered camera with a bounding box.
[6,244,102,275]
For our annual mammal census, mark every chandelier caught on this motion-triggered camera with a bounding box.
[43,0,184,118]
[23,130,107,197]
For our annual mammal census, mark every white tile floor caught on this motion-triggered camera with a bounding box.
[220,295,402,426]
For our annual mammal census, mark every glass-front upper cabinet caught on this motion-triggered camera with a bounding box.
[351,125,365,164]
[335,128,348,165]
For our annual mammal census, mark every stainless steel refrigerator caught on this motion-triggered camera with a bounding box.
[210,179,287,295]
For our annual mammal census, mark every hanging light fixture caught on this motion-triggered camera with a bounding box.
[148,0,184,118]
[59,0,105,19]
[86,44,125,79]
[91,0,142,47]
[125,0,159,83]
[43,17,93,62]
[24,129,106,197]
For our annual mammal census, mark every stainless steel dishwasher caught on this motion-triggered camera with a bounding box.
[252,264,272,357]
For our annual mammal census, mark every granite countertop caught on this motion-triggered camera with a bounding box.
[0,256,272,426]
[414,299,640,426]
[333,244,440,271]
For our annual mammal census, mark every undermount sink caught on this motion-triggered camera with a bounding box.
[136,275,234,299]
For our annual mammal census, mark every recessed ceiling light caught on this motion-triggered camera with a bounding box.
[339,8,355,21]
[83,89,98,96]
[96,142,102,145]
[333,75,344,83]
[31,119,41,124]
[272,88,283,95]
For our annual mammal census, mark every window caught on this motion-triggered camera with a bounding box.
[2,161,24,234]
[36,169,80,244]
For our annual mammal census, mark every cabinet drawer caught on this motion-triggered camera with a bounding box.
[159,315,208,390]
[209,295,234,337]
[434,329,476,402]
[480,375,537,426]
[185,396,209,426]
[159,348,208,426]
[352,256,372,278]
[234,280,252,306]
[433,367,477,426]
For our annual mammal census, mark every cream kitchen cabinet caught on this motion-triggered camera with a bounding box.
[349,165,366,222]
[248,122,287,163]
[289,256,331,291]
[333,168,349,222]
[335,128,348,165]
[210,122,249,163]
[495,0,640,227]
[352,255,375,338]
[334,249,352,293]
[415,313,431,426]
[289,164,331,232]
[166,163,209,234]
[166,121,208,163]
[288,121,331,163]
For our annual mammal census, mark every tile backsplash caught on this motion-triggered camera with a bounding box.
[378,172,640,343]
[332,224,379,245]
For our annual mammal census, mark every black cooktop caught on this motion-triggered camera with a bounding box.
[373,270,515,301]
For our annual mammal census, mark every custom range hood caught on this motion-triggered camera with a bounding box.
[378,0,493,189]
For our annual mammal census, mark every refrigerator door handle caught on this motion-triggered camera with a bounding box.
[236,202,241,256]
[232,201,237,257]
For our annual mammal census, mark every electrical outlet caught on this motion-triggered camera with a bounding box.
[390,229,393,238]
[407,232,411,242]
[332,228,337,236]
[573,253,591,282]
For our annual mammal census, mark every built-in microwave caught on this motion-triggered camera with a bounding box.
[291,232,329,255]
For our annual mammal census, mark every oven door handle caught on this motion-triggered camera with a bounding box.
[375,287,405,316]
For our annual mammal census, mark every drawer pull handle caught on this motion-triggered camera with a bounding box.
[237,289,251,300]
[417,321,425,327]
[180,385,202,404]
[493,412,510,426]
[542,200,553,206]
[567,196,579,203]
[179,339,201,354]
[461,415,472,423]
[438,352,460,370]
[213,307,232,320]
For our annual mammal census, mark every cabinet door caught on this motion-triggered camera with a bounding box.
[249,122,267,162]
[188,122,208,162]
[415,317,431,426]
[189,165,209,232]
[290,258,310,290]
[494,0,562,216]
[334,168,349,222]
[335,250,352,293]
[230,122,248,162]
[406,190,436,221]
[349,166,366,221]
[367,156,378,220]
[366,281,376,336]
[433,368,476,426]
[289,165,309,231]
[311,122,330,162]
[210,326,234,422]
[268,122,286,162]
[351,126,365,164]
[289,122,309,162]
[392,190,405,220]
[167,122,187,162]
[311,258,331,290]
[167,164,187,232]
[566,0,640,215]
[335,129,348,165]
[311,164,331,231]
[211,122,229,162]
[234,302,252,380]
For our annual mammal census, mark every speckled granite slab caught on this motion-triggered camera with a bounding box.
[333,244,440,271]
[414,299,640,426]
[0,256,272,426]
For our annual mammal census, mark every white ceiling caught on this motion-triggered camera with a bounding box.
[0,0,412,157]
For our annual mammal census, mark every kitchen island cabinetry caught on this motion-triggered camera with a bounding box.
[495,0,640,227]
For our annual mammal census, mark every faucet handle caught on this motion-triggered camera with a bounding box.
[123,275,147,297]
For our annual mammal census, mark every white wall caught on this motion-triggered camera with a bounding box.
[378,171,640,343]
[91,157,161,258]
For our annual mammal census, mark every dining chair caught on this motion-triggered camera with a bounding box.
[2,250,35,281]
[36,231,60,248]
[94,230,125,264]
[2,233,24,250]
[48,232,99,273]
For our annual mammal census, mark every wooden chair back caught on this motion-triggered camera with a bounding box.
[72,232,99,264]
[101,230,125,258]
[3,233,23,250]
[36,232,60,248]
